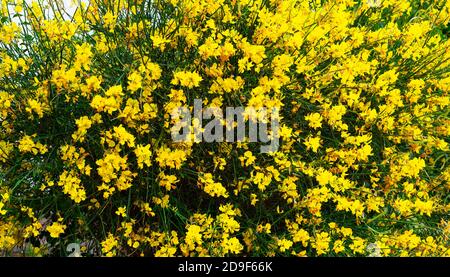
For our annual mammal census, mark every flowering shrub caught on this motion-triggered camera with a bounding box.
[0,0,449,257]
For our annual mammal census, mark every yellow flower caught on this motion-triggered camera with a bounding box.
[150,33,171,51]
[349,237,366,254]
[113,125,135,148]
[239,151,255,167]
[277,238,293,253]
[333,240,345,254]
[185,225,202,251]
[57,170,86,203]
[414,199,434,216]
[26,99,47,118]
[72,116,92,142]
[116,206,127,217]
[103,11,117,32]
[127,70,143,92]
[221,237,244,254]
[155,146,187,169]
[159,172,179,191]
[199,173,228,198]
[171,71,202,88]
[305,112,323,129]
[313,232,331,255]
[46,222,66,238]
[0,202,7,215]
[316,170,334,186]
[18,135,48,155]
[74,43,92,71]
[134,144,152,169]
[101,233,119,257]
[304,136,321,153]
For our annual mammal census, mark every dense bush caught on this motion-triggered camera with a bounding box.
[0,0,449,256]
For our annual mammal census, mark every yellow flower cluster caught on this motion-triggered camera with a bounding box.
[46,221,67,239]
[0,0,449,257]
[18,135,48,155]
